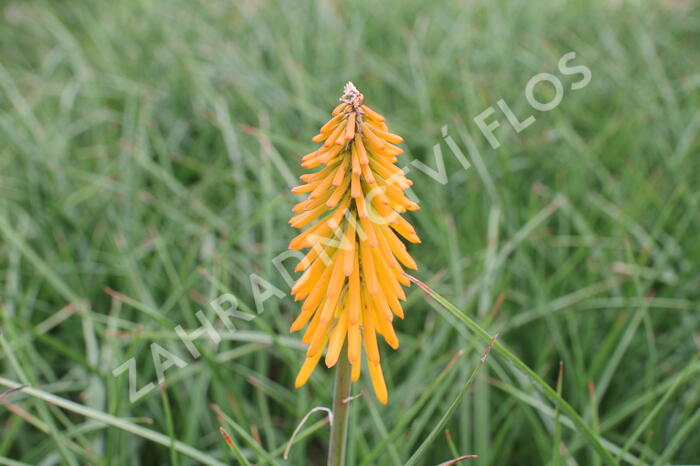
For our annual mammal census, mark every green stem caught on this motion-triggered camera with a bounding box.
[327,350,352,466]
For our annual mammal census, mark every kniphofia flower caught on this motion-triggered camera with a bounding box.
[289,82,420,404]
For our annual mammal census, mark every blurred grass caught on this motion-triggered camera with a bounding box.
[1,0,699,464]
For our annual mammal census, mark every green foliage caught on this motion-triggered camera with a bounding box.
[1,0,699,464]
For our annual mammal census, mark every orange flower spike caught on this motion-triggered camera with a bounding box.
[361,104,385,122]
[348,322,361,364]
[332,156,350,187]
[295,335,328,388]
[351,173,362,199]
[359,239,381,297]
[347,253,361,325]
[361,290,381,364]
[361,162,375,184]
[323,121,346,149]
[360,122,387,147]
[355,192,369,218]
[359,215,378,247]
[350,142,361,175]
[320,112,344,134]
[351,355,361,381]
[353,134,369,165]
[289,82,420,404]
[342,221,356,276]
[345,112,357,141]
[369,360,388,405]
[332,102,348,116]
[326,177,350,208]
[325,311,348,367]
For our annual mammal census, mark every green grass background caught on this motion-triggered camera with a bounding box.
[1,0,699,464]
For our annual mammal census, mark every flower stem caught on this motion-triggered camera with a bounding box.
[327,349,352,466]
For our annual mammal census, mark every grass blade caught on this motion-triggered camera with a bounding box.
[0,377,226,466]
[404,335,496,466]
[405,274,619,466]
